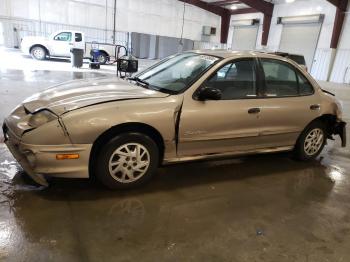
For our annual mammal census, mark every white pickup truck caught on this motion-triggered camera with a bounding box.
[21,30,123,64]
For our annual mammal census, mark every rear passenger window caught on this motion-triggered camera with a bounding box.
[206,59,256,100]
[75,33,82,42]
[261,59,298,97]
[297,72,314,95]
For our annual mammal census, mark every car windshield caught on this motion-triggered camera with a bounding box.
[135,53,220,94]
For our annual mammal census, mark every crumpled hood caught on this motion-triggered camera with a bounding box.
[22,77,169,115]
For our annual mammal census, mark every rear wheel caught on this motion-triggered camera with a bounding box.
[97,52,108,64]
[294,121,326,160]
[30,46,47,60]
[96,133,159,189]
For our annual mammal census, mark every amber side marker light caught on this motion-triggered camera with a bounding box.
[56,154,80,160]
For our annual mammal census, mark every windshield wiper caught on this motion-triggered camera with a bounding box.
[128,77,150,88]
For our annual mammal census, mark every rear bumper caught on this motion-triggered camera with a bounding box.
[3,123,91,186]
[334,121,347,147]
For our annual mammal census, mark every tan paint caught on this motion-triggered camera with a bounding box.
[2,51,345,185]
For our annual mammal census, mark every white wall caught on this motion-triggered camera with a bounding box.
[229,0,340,81]
[0,0,222,47]
[115,0,221,43]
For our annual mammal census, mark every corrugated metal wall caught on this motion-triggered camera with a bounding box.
[131,32,194,59]
[0,15,128,48]
[330,49,350,84]
[310,48,332,81]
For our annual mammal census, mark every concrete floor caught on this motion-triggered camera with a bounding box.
[0,48,350,261]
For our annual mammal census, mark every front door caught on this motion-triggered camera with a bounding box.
[50,31,73,57]
[178,58,264,157]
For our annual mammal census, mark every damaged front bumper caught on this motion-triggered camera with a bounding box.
[334,121,347,147]
[3,123,48,186]
[2,123,91,186]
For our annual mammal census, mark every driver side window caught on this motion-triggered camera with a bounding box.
[54,32,72,41]
[206,59,256,100]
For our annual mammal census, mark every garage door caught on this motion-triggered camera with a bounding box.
[279,23,321,70]
[231,25,258,51]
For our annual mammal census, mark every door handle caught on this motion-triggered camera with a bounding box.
[310,104,320,110]
[248,108,261,114]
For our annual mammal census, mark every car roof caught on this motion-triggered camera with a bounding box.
[187,49,305,68]
[189,49,289,60]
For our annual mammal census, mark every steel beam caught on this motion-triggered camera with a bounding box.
[230,7,258,15]
[221,11,231,44]
[179,0,274,45]
[331,6,346,48]
[326,0,348,12]
[327,0,349,48]
[179,0,230,43]
[262,14,272,46]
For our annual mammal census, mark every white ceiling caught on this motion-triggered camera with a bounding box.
[201,0,250,10]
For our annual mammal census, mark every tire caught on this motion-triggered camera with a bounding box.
[95,132,159,189]
[97,52,108,64]
[294,120,327,161]
[30,46,47,60]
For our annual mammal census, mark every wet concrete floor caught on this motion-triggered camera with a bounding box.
[0,55,350,261]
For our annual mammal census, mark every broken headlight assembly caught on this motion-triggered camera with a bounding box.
[28,110,57,128]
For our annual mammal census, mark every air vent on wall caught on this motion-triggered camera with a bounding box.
[202,26,216,36]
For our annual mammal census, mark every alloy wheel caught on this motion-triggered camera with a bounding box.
[303,128,324,156]
[108,143,150,183]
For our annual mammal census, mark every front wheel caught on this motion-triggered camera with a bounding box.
[294,121,326,161]
[95,133,159,189]
[30,46,47,60]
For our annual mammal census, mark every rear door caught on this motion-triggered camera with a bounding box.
[256,58,321,147]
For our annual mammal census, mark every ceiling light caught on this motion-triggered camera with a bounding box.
[286,0,295,3]
[230,5,238,10]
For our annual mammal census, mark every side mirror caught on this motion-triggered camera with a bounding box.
[197,87,222,101]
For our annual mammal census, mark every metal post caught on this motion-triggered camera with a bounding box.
[113,0,117,44]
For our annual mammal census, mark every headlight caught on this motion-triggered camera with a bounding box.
[28,110,57,128]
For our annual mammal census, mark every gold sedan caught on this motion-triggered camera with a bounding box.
[2,50,346,189]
